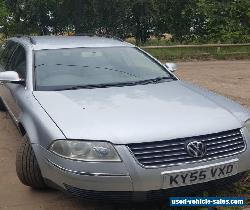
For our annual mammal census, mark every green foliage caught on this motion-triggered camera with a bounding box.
[0,0,249,43]
[94,0,132,38]
[183,0,250,43]
[0,0,8,24]
[154,0,193,43]
[129,0,158,44]
[0,0,9,37]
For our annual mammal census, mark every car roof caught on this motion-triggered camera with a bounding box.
[9,35,134,50]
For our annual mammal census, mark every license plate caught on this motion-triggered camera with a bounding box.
[162,160,238,188]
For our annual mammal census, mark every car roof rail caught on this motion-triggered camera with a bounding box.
[74,33,124,42]
[15,34,36,45]
[104,35,124,42]
[75,33,95,37]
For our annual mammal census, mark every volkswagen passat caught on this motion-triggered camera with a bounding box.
[0,36,249,201]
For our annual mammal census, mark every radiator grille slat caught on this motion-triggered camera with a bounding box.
[206,136,242,146]
[206,145,245,156]
[127,129,245,168]
[133,147,184,155]
[131,142,185,150]
[135,151,187,160]
[207,141,244,151]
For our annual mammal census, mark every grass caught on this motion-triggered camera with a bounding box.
[126,37,250,61]
[142,45,250,61]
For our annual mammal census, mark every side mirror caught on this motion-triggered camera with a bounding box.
[0,71,24,84]
[164,63,177,72]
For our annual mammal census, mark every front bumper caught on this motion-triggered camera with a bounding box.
[63,172,247,202]
[32,127,250,194]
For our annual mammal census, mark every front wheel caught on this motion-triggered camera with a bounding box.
[16,135,47,189]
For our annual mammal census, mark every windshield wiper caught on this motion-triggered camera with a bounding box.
[54,77,173,91]
[55,84,111,90]
[54,82,133,90]
[135,76,173,85]
[55,81,147,91]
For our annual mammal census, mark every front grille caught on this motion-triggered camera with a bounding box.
[64,184,133,201]
[127,129,246,168]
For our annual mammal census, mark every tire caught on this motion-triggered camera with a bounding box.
[16,135,47,189]
[0,98,6,111]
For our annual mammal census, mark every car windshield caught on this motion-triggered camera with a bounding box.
[34,47,173,91]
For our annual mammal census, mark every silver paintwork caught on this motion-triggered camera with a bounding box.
[46,159,129,177]
[0,71,23,83]
[1,36,250,193]
[32,81,246,144]
[12,36,134,51]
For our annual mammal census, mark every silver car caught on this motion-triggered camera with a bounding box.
[0,35,249,201]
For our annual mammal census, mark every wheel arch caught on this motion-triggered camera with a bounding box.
[18,112,65,147]
[18,115,40,144]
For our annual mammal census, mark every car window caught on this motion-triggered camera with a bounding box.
[0,42,6,57]
[0,41,18,71]
[0,42,7,71]
[9,45,27,79]
[34,47,172,91]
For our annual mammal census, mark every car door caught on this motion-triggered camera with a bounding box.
[0,43,27,123]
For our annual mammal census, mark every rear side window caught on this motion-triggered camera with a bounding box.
[0,41,18,70]
[9,45,26,79]
[0,42,6,57]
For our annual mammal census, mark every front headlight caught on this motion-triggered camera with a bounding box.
[245,119,250,134]
[49,140,121,162]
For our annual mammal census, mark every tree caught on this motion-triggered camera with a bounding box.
[0,0,9,37]
[4,0,57,35]
[0,0,249,43]
[154,0,193,43]
[182,0,250,43]
[60,0,96,34]
[130,0,157,44]
[94,0,132,38]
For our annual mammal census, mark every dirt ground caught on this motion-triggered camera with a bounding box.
[0,60,249,210]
